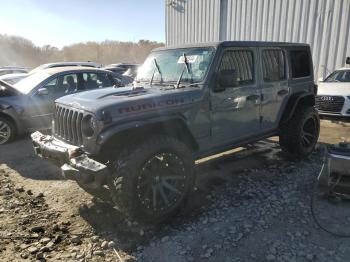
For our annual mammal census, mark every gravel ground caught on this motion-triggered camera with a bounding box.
[0,120,350,262]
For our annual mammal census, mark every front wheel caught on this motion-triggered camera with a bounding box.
[279,106,320,159]
[0,116,16,145]
[110,135,195,224]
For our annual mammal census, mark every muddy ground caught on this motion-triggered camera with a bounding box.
[1,119,350,262]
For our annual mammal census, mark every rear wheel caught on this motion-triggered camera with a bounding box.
[279,106,320,159]
[0,116,16,145]
[110,135,195,224]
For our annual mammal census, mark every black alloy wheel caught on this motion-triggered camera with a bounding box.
[136,152,188,215]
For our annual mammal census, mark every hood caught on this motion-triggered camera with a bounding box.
[317,82,350,96]
[56,85,203,119]
[0,80,21,97]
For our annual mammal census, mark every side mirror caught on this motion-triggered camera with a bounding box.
[37,87,49,96]
[318,77,323,82]
[346,57,350,65]
[214,69,238,91]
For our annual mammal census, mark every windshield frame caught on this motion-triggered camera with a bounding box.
[136,46,216,86]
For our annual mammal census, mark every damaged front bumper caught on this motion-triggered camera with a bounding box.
[31,131,109,185]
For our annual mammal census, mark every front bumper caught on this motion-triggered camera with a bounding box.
[31,131,109,184]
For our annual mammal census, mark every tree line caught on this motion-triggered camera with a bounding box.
[0,34,164,68]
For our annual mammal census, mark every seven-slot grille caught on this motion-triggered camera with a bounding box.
[315,95,345,114]
[54,105,84,146]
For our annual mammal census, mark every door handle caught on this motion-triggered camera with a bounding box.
[246,94,260,101]
[277,89,288,96]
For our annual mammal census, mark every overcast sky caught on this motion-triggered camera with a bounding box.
[0,0,165,48]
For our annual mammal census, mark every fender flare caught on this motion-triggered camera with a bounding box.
[96,114,196,147]
[280,92,315,125]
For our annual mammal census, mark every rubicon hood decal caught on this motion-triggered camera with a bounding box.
[118,97,185,114]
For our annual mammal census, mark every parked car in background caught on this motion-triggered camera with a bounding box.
[0,67,28,77]
[104,63,139,75]
[122,66,139,78]
[0,67,123,144]
[316,66,350,118]
[29,62,101,74]
[0,73,28,85]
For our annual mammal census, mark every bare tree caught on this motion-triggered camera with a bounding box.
[0,34,164,68]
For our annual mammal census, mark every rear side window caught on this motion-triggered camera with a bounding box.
[262,50,285,81]
[219,50,254,85]
[290,50,311,78]
[97,73,113,87]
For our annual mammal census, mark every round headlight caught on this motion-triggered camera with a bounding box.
[82,115,96,137]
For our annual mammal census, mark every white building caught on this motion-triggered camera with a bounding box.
[165,0,350,78]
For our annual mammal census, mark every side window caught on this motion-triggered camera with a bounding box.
[290,50,311,78]
[83,73,98,90]
[42,78,58,94]
[108,74,119,86]
[262,50,285,81]
[219,50,254,85]
[61,74,77,93]
[83,72,114,89]
[96,73,113,88]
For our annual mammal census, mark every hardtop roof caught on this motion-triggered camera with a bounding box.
[153,41,310,51]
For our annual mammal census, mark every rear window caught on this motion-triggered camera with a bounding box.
[290,50,311,78]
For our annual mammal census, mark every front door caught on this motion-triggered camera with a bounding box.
[211,48,261,146]
[26,73,78,129]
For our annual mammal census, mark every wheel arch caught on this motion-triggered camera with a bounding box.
[280,92,316,125]
[98,116,199,155]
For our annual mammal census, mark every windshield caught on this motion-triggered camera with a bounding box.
[13,71,50,94]
[324,70,350,82]
[137,47,214,84]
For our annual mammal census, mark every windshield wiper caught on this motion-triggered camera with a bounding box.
[150,58,163,86]
[176,53,192,88]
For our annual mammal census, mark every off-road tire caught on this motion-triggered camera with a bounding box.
[0,116,16,145]
[279,106,320,159]
[110,135,195,224]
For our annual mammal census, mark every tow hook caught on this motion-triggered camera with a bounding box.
[68,148,84,159]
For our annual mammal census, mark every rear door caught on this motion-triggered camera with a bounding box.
[259,48,289,131]
[210,47,261,145]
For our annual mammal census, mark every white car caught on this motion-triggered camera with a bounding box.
[29,62,102,74]
[316,67,350,117]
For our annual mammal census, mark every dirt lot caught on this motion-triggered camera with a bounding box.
[1,120,350,262]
